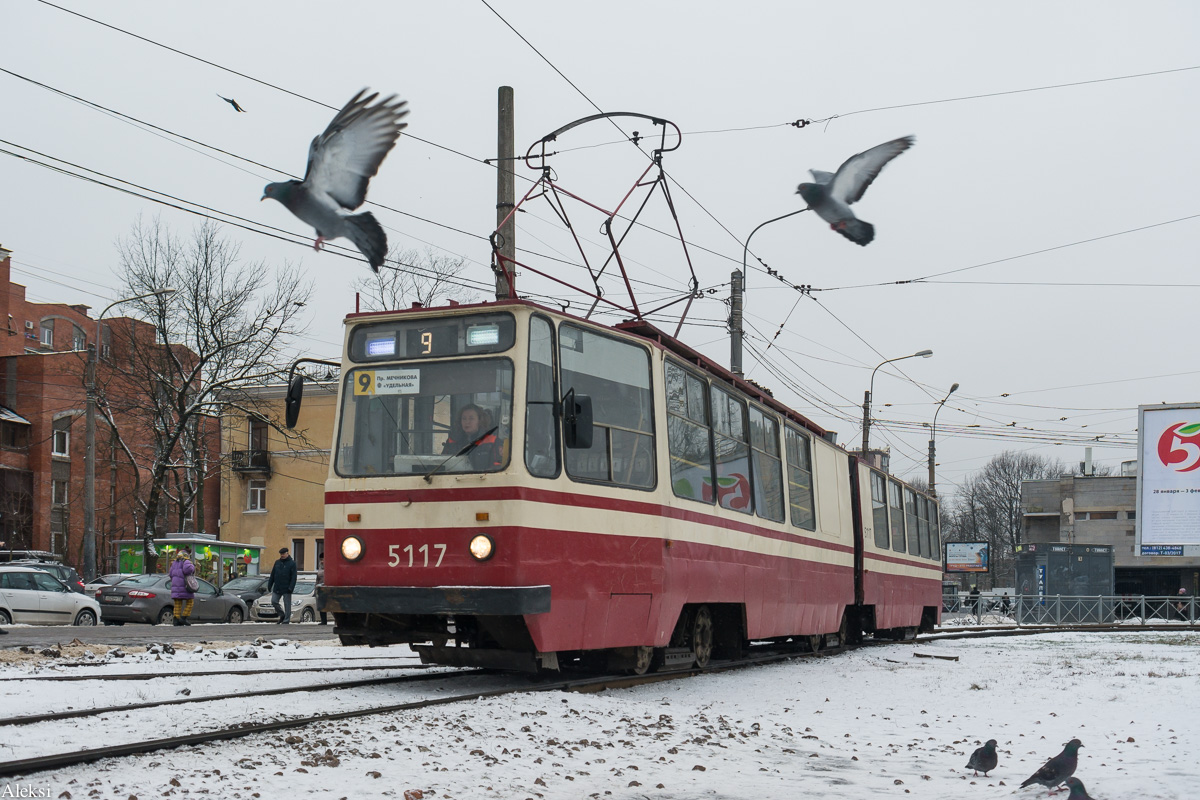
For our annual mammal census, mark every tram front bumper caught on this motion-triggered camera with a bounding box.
[318,585,551,616]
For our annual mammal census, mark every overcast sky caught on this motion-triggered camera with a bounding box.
[4,1,1198,496]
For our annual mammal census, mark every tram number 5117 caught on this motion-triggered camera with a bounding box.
[389,544,447,567]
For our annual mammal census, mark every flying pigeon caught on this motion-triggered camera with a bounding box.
[965,739,998,777]
[1063,777,1096,800]
[795,135,914,246]
[262,89,409,272]
[217,94,246,112]
[1020,738,1083,793]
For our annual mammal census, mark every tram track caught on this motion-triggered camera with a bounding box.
[0,660,428,681]
[2,624,1191,779]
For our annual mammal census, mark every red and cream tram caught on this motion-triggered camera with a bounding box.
[300,299,942,672]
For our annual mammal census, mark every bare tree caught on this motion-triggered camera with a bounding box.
[943,450,1067,584]
[352,246,478,311]
[103,218,312,568]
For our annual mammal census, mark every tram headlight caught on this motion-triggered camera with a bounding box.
[468,534,495,562]
[341,536,364,562]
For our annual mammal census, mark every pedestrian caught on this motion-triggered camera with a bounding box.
[1175,587,1190,622]
[168,548,197,626]
[968,585,981,619]
[316,558,328,625]
[267,547,297,624]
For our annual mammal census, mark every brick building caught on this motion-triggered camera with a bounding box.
[0,244,218,574]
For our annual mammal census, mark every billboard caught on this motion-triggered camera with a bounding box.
[1137,403,1200,553]
[945,541,989,573]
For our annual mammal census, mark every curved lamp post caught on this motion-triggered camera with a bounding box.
[84,288,176,581]
[927,382,959,496]
[860,349,933,459]
[733,208,808,376]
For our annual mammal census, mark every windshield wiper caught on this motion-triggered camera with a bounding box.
[422,426,499,483]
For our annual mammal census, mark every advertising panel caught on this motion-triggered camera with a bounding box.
[944,541,989,573]
[1137,403,1200,552]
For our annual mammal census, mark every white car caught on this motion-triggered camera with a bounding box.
[250,580,320,623]
[0,566,102,626]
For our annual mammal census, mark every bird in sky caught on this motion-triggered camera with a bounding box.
[262,89,409,272]
[1020,738,1083,793]
[965,739,999,777]
[795,135,914,246]
[1063,777,1096,800]
[216,94,246,112]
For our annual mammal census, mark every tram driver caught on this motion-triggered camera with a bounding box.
[442,403,504,471]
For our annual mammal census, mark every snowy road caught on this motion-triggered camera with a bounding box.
[1,631,1196,798]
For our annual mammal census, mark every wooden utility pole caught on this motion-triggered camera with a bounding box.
[495,86,516,299]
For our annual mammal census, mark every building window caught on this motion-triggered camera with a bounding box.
[247,479,267,511]
[52,429,70,457]
[73,326,87,351]
[52,479,68,505]
[40,319,54,347]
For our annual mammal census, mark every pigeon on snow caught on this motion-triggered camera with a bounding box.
[1063,777,1096,800]
[1020,738,1083,793]
[217,94,246,112]
[965,738,998,777]
[262,89,409,272]
[795,135,914,246]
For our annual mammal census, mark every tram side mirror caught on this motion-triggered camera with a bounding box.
[284,374,305,429]
[561,389,594,449]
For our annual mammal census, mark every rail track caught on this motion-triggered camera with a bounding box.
[0,660,427,681]
[1,624,1192,779]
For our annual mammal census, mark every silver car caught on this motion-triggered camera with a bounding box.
[96,574,248,625]
[250,580,319,623]
[0,566,102,626]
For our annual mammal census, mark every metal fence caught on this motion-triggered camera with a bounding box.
[943,595,1197,626]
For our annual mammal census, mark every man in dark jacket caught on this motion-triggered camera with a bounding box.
[267,547,298,624]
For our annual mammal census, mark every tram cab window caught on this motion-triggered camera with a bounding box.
[750,407,784,522]
[525,315,559,478]
[888,479,906,553]
[711,387,752,515]
[335,358,513,477]
[904,487,920,555]
[666,361,714,503]
[870,471,889,548]
[559,324,655,489]
[786,426,816,531]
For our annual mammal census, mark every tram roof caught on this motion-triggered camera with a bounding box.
[346,298,833,444]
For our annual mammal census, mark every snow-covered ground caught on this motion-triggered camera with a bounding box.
[1,631,1196,798]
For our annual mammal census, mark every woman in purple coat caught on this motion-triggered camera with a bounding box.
[168,549,197,626]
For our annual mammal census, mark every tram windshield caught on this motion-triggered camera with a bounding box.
[335,358,514,476]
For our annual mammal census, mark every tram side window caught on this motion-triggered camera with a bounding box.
[917,495,931,558]
[525,316,559,478]
[666,361,714,503]
[904,487,920,555]
[749,407,784,522]
[786,426,816,531]
[870,471,889,548]
[930,499,941,560]
[560,324,655,489]
[888,479,906,553]
[710,387,752,515]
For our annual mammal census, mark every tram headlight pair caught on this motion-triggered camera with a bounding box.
[341,536,364,562]
[469,534,495,562]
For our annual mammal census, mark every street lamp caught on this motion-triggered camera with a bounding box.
[860,349,933,459]
[734,208,809,376]
[83,288,176,581]
[927,382,959,496]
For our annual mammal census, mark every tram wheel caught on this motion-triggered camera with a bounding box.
[808,634,823,653]
[691,605,714,668]
[631,645,655,675]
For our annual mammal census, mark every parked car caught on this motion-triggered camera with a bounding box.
[6,560,86,594]
[250,580,319,623]
[96,574,248,625]
[220,574,271,606]
[84,573,139,596]
[0,566,101,626]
